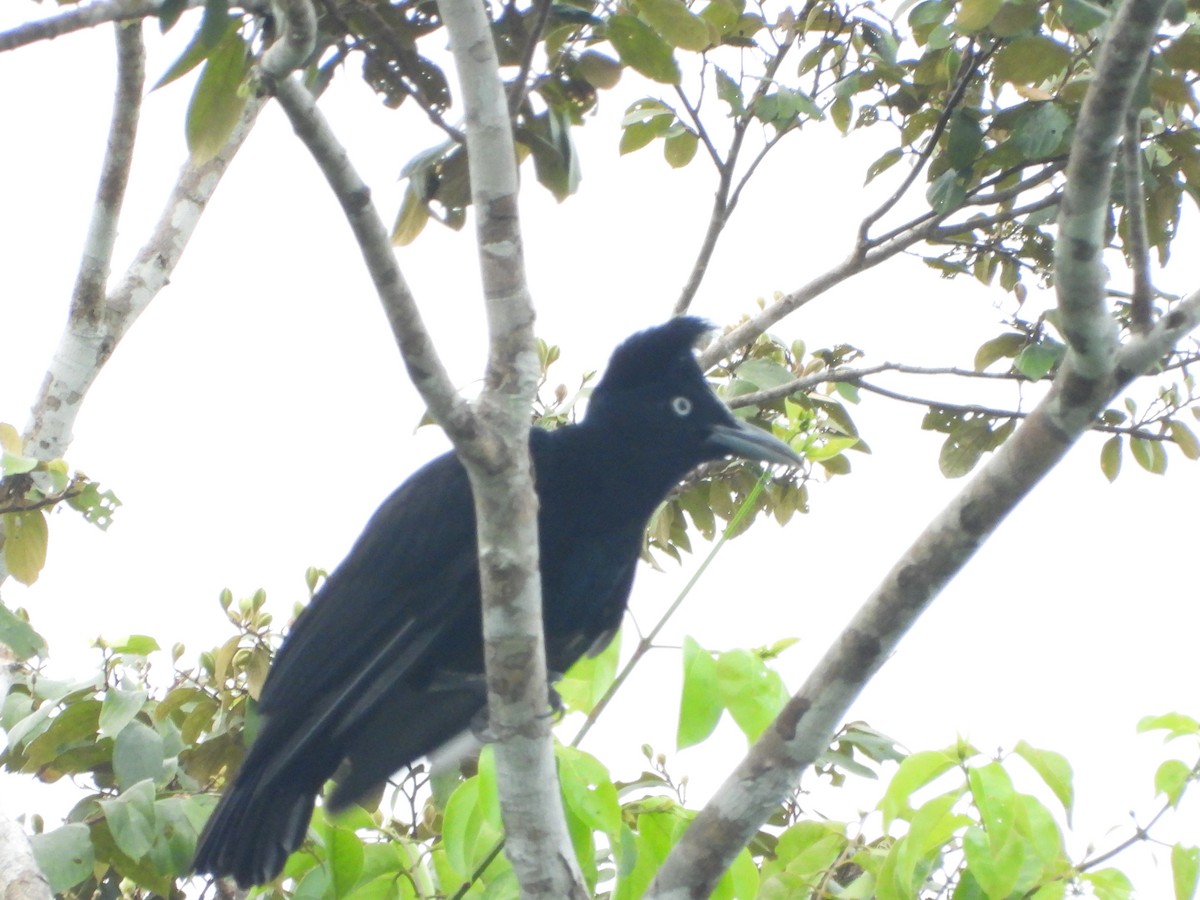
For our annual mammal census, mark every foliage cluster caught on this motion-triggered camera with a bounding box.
[6,582,1199,897]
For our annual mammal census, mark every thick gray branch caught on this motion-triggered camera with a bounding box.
[1054,0,1167,374]
[258,0,316,80]
[24,98,264,460]
[648,1,1187,895]
[438,0,585,894]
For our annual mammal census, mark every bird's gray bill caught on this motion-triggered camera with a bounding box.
[706,420,802,466]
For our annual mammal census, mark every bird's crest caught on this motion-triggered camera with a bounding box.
[595,317,712,394]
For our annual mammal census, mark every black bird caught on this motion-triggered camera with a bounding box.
[192,318,800,887]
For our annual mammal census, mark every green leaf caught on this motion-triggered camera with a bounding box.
[962,823,1023,899]
[737,358,795,390]
[325,823,366,896]
[557,628,621,714]
[112,634,161,656]
[866,148,904,185]
[23,699,102,769]
[620,99,676,154]
[831,95,852,134]
[880,749,961,825]
[1170,420,1200,460]
[113,720,166,789]
[1155,758,1193,808]
[152,13,239,90]
[993,35,1071,85]
[1014,740,1074,820]
[99,780,157,860]
[149,796,200,878]
[678,636,724,749]
[893,792,970,893]
[577,50,623,89]
[939,417,991,478]
[714,66,744,115]
[0,448,37,476]
[947,113,983,169]
[1014,341,1061,380]
[1081,867,1133,900]
[1173,844,1199,900]
[100,688,149,738]
[185,30,249,164]
[664,128,699,168]
[715,648,788,743]
[1061,0,1109,32]
[392,180,430,247]
[637,0,712,51]
[1130,436,1168,474]
[557,746,622,839]
[968,762,1017,845]
[0,604,47,660]
[1100,435,1122,482]
[157,0,189,31]
[3,509,48,585]
[927,169,966,213]
[954,0,1002,31]
[1139,712,1200,738]
[1013,103,1071,159]
[30,823,94,894]
[607,14,681,84]
[974,333,1025,371]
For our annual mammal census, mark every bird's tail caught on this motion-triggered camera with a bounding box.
[192,771,316,889]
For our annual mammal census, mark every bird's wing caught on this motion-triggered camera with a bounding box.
[258,451,480,719]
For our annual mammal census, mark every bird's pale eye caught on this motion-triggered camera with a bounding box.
[671,396,693,416]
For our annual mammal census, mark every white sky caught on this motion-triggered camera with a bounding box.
[1,7,1198,894]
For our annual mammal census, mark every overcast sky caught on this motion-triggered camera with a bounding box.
[2,7,1199,892]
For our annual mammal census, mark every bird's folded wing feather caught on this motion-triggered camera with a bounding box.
[258,451,480,718]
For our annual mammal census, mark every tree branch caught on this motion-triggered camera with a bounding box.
[647,1,1187,895]
[672,41,793,315]
[1055,0,1166,375]
[258,0,317,80]
[855,42,987,253]
[23,97,266,461]
[0,0,204,53]
[1123,108,1155,332]
[71,21,144,326]
[269,77,473,436]
[437,0,585,893]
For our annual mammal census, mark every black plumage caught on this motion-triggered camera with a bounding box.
[192,318,800,887]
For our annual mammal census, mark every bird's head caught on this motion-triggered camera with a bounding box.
[585,318,802,471]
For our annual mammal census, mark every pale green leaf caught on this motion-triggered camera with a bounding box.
[1172,844,1199,900]
[1014,740,1074,820]
[3,510,48,586]
[185,30,249,164]
[637,0,712,51]
[678,635,723,749]
[608,14,681,84]
[100,688,149,739]
[30,824,94,894]
[1100,435,1122,483]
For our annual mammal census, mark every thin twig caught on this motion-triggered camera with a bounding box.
[507,0,555,115]
[672,40,794,315]
[855,42,988,254]
[855,380,1173,441]
[1123,108,1155,332]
